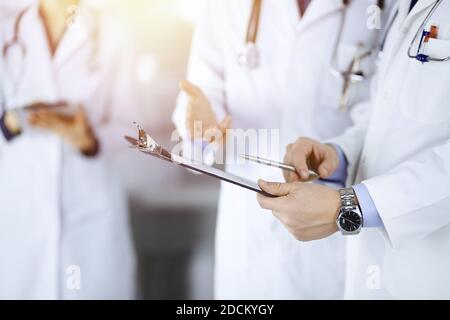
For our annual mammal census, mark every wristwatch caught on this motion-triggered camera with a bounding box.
[336,188,363,235]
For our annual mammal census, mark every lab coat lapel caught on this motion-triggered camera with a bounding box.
[382,0,437,73]
[53,6,96,69]
[12,5,59,107]
[402,0,437,29]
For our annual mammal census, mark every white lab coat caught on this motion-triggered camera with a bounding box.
[0,5,136,299]
[329,0,450,299]
[173,0,384,299]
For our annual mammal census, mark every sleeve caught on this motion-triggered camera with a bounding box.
[172,0,227,160]
[361,139,450,248]
[353,183,383,228]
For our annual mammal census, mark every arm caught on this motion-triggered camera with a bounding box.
[325,144,384,228]
[256,138,450,244]
[361,139,450,248]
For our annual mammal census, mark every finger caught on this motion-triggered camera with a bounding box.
[28,117,53,129]
[34,111,60,123]
[317,147,339,179]
[256,192,281,211]
[284,171,302,183]
[318,163,332,179]
[180,80,202,99]
[291,153,312,181]
[286,140,314,180]
[256,190,291,213]
[28,112,49,125]
[283,145,297,182]
[28,111,66,130]
[258,179,293,197]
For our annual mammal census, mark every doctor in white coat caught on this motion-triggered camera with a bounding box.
[0,0,136,299]
[257,0,450,299]
[173,0,387,299]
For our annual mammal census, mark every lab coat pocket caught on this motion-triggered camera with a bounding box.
[319,44,374,111]
[399,41,450,124]
[423,38,450,59]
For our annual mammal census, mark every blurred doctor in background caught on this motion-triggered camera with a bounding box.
[0,0,136,299]
[173,0,388,299]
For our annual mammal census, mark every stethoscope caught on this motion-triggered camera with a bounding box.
[330,0,385,111]
[1,5,100,114]
[1,7,29,108]
[237,0,262,69]
[237,0,385,112]
[407,0,449,63]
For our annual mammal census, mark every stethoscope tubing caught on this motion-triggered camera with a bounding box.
[407,0,450,63]
[1,5,101,114]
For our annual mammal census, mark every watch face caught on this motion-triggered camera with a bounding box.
[339,210,362,233]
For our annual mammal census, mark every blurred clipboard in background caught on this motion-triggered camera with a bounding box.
[124,123,276,197]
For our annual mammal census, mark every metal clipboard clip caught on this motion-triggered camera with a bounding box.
[124,123,276,197]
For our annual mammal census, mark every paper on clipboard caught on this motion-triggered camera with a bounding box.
[124,124,275,197]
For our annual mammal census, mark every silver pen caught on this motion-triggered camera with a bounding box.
[240,154,320,182]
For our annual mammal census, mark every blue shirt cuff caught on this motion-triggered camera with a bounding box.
[353,183,383,228]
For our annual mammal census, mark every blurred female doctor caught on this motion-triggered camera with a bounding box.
[0,0,136,299]
[173,0,387,299]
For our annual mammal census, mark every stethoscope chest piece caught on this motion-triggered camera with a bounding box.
[238,0,262,70]
[238,42,260,70]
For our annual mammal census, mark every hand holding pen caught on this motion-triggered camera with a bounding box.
[241,154,320,183]
[283,138,340,182]
[241,137,340,183]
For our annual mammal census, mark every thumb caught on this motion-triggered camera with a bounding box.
[292,156,312,181]
[180,80,202,99]
[258,179,293,197]
[218,115,232,133]
[318,160,334,179]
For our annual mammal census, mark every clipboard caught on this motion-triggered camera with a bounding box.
[124,123,275,197]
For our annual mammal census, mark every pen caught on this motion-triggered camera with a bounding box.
[240,154,320,181]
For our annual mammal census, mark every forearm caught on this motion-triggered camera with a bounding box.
[326,144,383,228]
